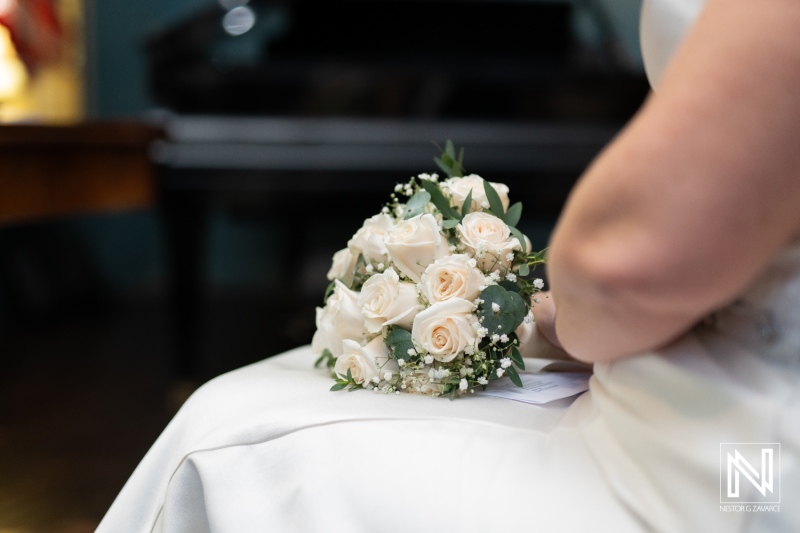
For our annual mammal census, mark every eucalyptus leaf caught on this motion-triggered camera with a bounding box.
[385,326,415,362]
[442,219,459,229]
[505,202,522,227]
[402,190,432,219]
[499,280,521,294]
[421,179,460,219]
[509,226,527,255]
[461,189,473,219]
[482,180,506,220]
[478,285,529,336]
[506,365,523,387]
[529,248,548,263]
[510,346,525,370]
[445,139,456,159]
[434,157,453,177]
[518,263,530,277]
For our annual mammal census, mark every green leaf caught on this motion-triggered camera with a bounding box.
[499,280,521,294]
[518,263,530,277]
[461,188,473,219]
[433,140,465,178]
[506,365,523,387]
[434,157,453,177]
[442,219,459,230]
[420,179,460,219]
[445,139,456,159]
[385,326,415,362]
[314,348,334,368]
[505,202,522,228]
[510,346,525,370]
[528,247,548,264]
[477,285,528,336]
[449,387,458,400]
[509,226,527,255]
[323,280,336,303]
[482,180,506,220]
[346,368,353,382]
[330,382,348,392]
[402,189,431,219]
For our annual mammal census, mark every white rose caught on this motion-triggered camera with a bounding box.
[334,337,398,385]
[358,268,422,333]
[420,254,485,304]
[411,298,477,362]
[458,212,521,272]
[312,280,367,356]
[327,248,357,285]
[383,213,449,283]
[311,305,341,356]
[445,174,510,213]
[348,213,394,262]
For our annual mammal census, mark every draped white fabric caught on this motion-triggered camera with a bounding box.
[99,2,800,531]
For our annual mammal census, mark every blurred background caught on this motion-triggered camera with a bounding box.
[0,0,648,530]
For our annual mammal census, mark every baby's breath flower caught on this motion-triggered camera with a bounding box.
[506,253,515,262]
[459,379,468,391]
[398,359,406,366]
[468,258,477,268]
[365,264,374,273]
[500,358,511,369]
[491,334,500,343]
[384,371,393,381]
[505,273,517,282]
[424,354,434,365]
[491,302,500,313]
[496,368,505,378]
[477,376,488,385]
[500,334,509,343]
[533,278,544,289]
[407,348,416,356]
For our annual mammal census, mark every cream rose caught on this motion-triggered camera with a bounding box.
[458,212,521,272]
[327,248,357,285]
[311,280,367,356]
[358,268,422,333]
[311,305,340,356]
[334,336,398,385]
[420,254,485,304]
[445,174,510,213]
[348,213,394,262]
[383,213,449,283]
[411,298,477,362]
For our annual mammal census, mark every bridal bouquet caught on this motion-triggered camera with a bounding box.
[313,142,547,399]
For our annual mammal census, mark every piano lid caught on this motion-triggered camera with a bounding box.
[146,0,648,120]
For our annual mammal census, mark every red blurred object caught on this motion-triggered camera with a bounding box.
[0,0,64,74]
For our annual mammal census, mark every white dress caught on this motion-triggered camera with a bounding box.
[98,2,800,531]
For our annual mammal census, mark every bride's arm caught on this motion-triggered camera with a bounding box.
[547,0,800,363]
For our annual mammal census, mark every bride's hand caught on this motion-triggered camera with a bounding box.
[515,292,576,361]
[531,292,562,349]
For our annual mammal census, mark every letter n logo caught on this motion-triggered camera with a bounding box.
[720,443,781,503]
